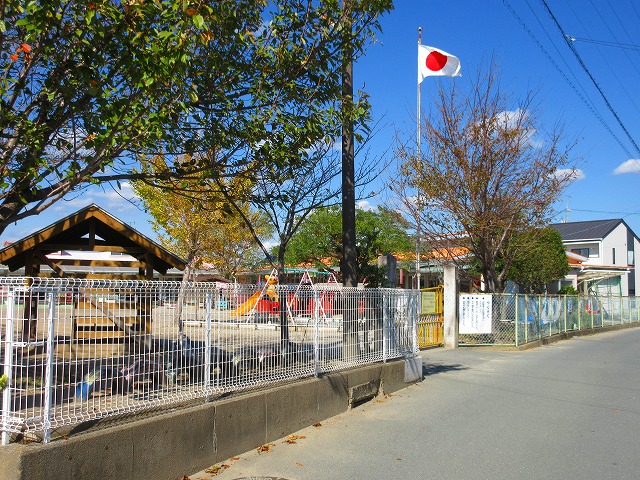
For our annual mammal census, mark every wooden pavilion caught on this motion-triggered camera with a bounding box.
[0,204,185,279]
[0,204,186,341]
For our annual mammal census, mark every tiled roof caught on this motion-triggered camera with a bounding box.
[551,219,624,241]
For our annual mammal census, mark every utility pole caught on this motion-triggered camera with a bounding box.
[341,0,357,289]
[341,0,359,359]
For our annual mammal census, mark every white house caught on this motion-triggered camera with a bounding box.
[552,219,640,296]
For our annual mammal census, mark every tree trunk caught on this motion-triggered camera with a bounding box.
[277,249,290,353]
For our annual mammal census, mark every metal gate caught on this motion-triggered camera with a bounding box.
[417,285,444,347]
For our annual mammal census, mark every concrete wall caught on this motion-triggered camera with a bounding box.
[0,359,416,480]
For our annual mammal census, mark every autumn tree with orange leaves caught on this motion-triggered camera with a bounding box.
[392,64,578,293]
[132,156,272,281]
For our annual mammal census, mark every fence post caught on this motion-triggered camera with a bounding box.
[313,287,320,376]
[382,293,389,362]
[524,295,529,344]
[443,263,458,348]
[627,297,631,324]
[538,295,542,340]
[514,294,519,347]
[2,288,16,445]
[43,290,57,443]
[411,290,419,355]
[563,296,567,333]
[618,296,622,326]
[204,291,212,393]
[577,295,581,330]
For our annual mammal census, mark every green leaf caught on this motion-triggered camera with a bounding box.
[192,14,204,29]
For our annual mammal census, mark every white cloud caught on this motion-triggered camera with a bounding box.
[357,200,377,211]
[613,159,640,175]
[495,109,528,129]
[486,110,543,148]
[263,240,278,251]
[554,168,585,181]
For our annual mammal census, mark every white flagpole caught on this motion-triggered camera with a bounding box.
[416,27,422,291]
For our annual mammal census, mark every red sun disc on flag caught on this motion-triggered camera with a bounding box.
[426,51,448,71]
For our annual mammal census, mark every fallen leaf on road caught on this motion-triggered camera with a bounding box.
[284,435,306,444]
[296,462,303,467]
[257,443,275,454]
[230,457,240,461]
[313,422,322,427]
[204,464,229,475]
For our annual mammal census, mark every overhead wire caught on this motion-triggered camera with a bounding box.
[571,208,640,216]
[564,1,640,121]
[586,0,640,116]
[524,0,593,103]
[567,36,640,52]
[605,0,639,52]
[501,0,634,158]
[539,0,640,156]
[628,0,640,25]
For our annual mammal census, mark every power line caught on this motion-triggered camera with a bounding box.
[525,0,592,102]
[586,0,640,116]
[539,0,640,156]
[604,0,639,52]
[564,1,640,119]
[502,0,634,158]
[571,207,640,216]
[628,0,640,25]
[567,36,640,52]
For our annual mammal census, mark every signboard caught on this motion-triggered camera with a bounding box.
[459,294,492,334]
[421,291,437,315]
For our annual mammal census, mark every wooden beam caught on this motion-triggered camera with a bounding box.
[33,251,66,277]
[52,259,146,268]
[88,218,96,248]
[37,272,151,280]
[36,244,146,254]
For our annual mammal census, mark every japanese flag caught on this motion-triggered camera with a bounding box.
[418,45,461,83]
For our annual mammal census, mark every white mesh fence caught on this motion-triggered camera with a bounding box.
[0,278,418,443]
[459,293,640,346]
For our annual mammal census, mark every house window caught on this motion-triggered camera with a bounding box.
[571,248,589,257]
[612,248,616,264]
[628,250,634,266]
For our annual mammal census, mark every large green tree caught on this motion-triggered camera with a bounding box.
[0,0,392,234]
[505,227,569,293]
[284,205,412,286]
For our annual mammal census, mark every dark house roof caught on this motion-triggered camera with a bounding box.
[551,219,627,242]
[0,204,186,278]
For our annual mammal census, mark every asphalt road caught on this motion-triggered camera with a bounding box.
[189,327,640,480]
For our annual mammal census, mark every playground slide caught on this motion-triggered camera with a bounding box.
[232,291,262,315]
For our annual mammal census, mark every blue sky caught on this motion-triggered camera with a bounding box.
[3,0,640,244]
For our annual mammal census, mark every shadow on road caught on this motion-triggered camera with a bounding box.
[422,362,468,377]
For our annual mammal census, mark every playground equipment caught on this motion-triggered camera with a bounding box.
[286,271,340,323]
[231,270,280,317]
[230,269,340,323]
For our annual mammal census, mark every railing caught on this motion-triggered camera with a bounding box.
[417,286,444,347]
[459,293,640,346]
[0,277,418,444]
